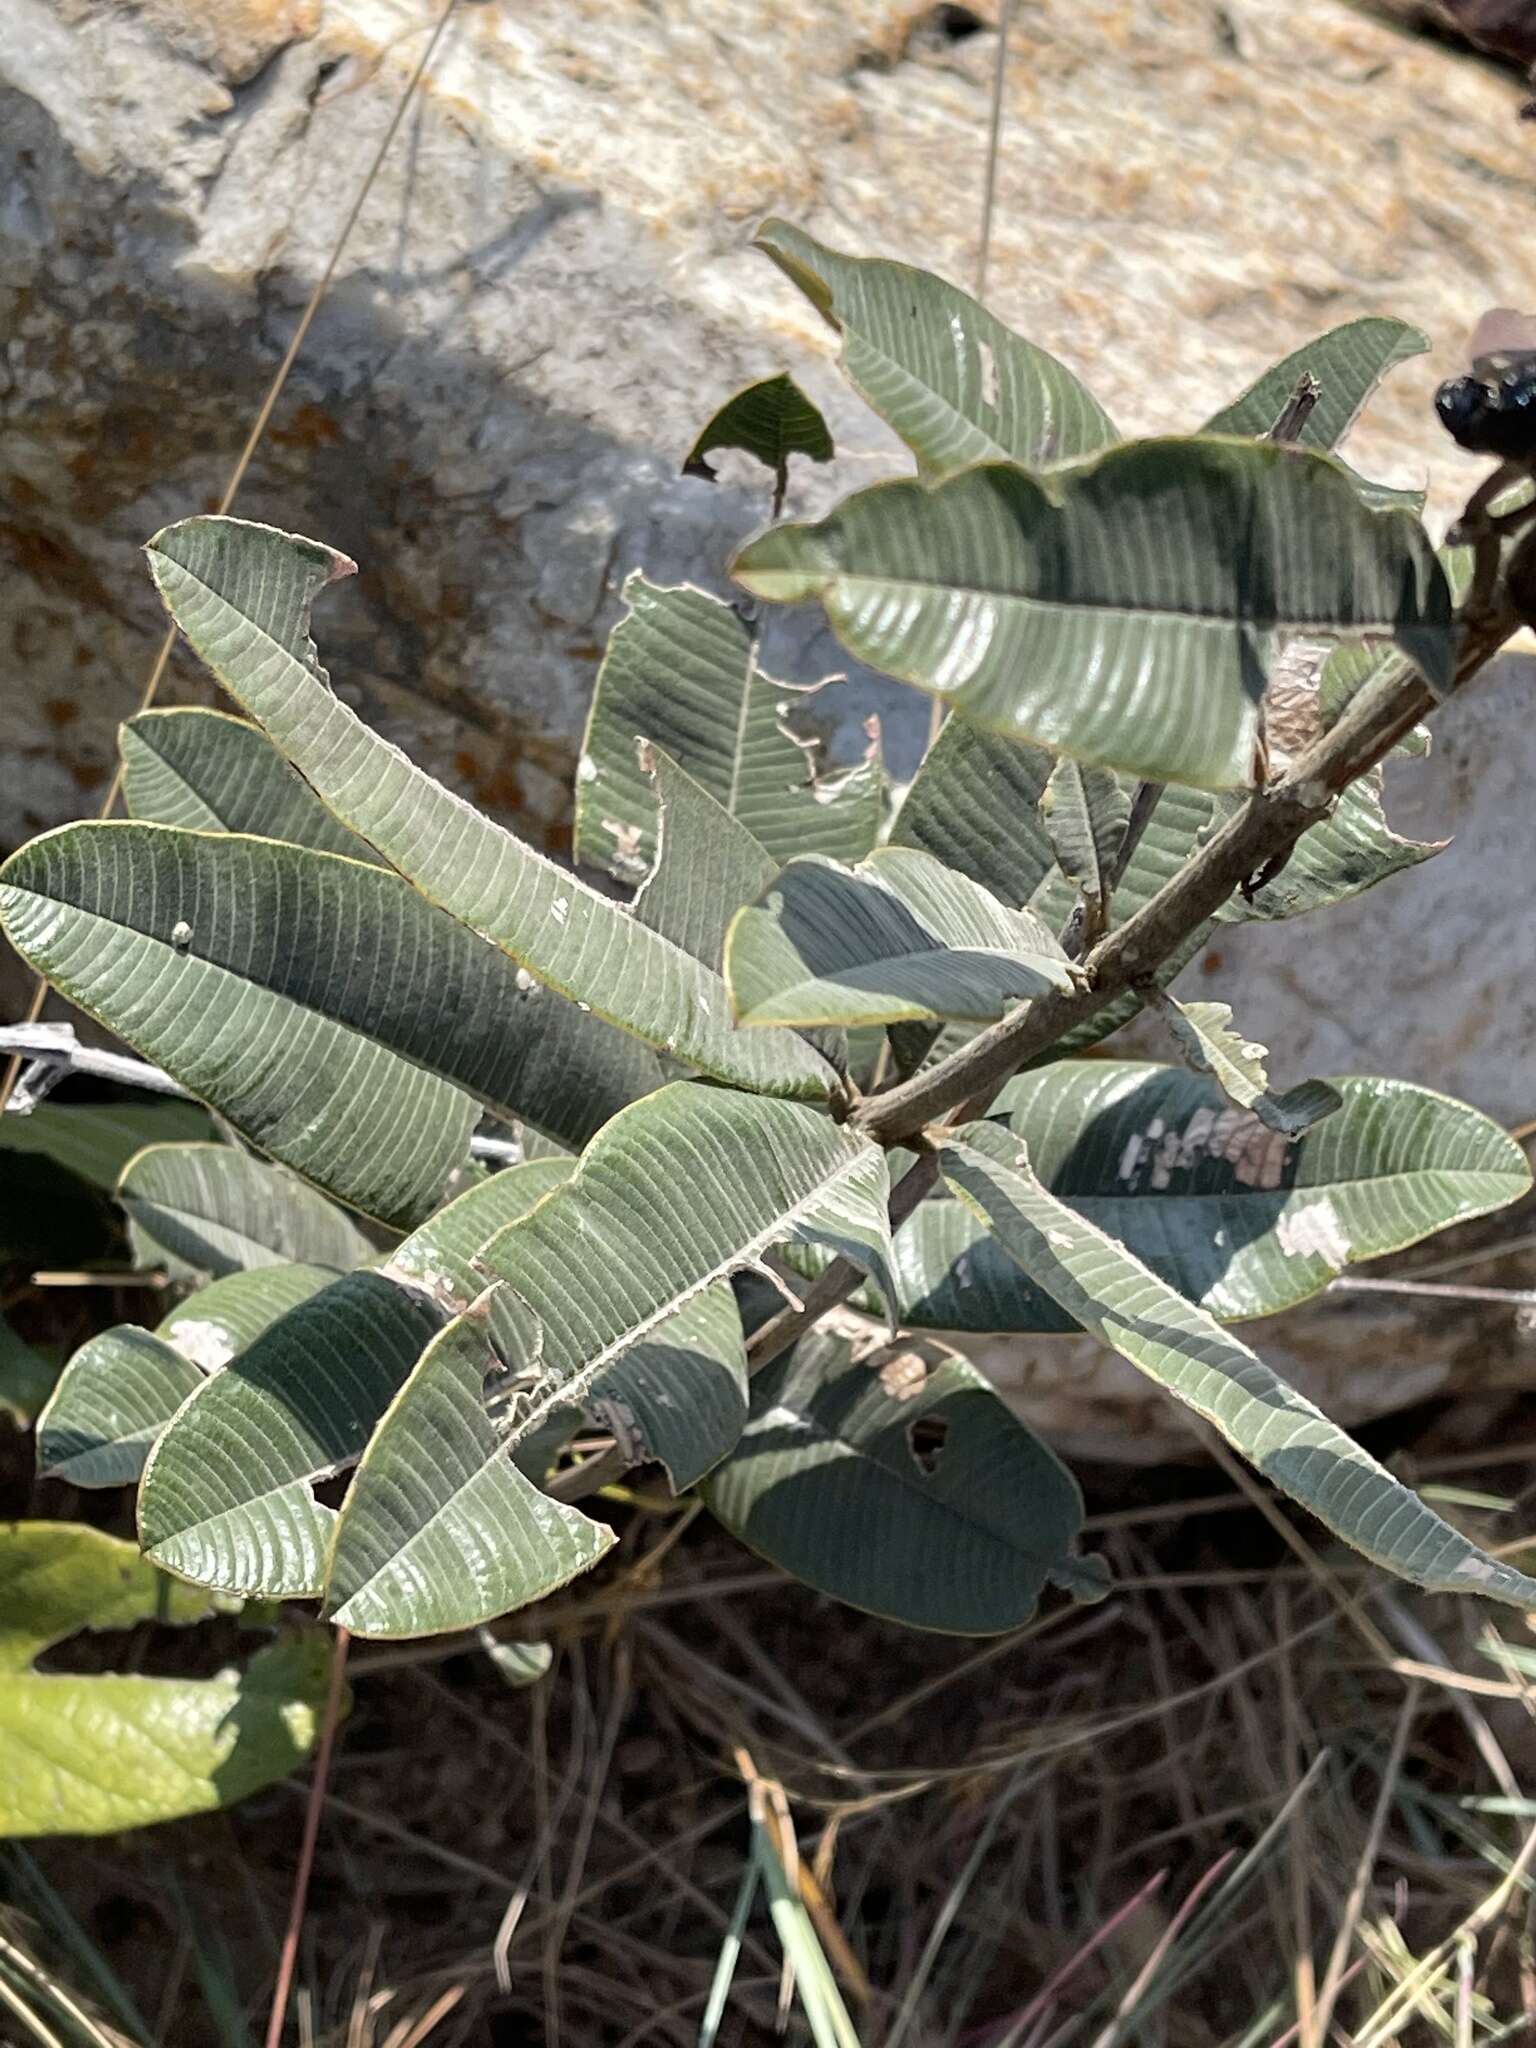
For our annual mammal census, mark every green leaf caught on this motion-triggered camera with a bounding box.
[634,745,779,968]
[1151,997,1343,1137]
[0,829,478,1230]
[323,1301,615,1639]
[0,1525,333,1836]
[574,576,881,883]
[724,847,1074,1029]
[1202,317,1429,510]
[0,1319,57,1431]
[6,823,663,1183]
[119,1144,377,1280]
[121,706,383,862]
[1214,770,1441,923]
[0,1521,215,1670]
[481,1636,553,1688]
[703,1329,1106,1633]
[756,218,1116,475]
[0,1099,213,1192]
[137,1162,579,1597]
[390,1085,895,1531]
[940,1125,1536,1605]
[1038,756,1130,933]
[844,1064,1531,1333]
[144,520,835,1104]
[1318,644,1429,755]
[38,1265,334,1487]
[684,373,834,484]
[732,440,1454,791]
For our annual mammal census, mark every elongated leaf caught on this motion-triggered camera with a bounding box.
[1152,997,1343,1137]
[725,847,1074,1029]
[0,1099,212,1192]
[137,1162,581,1596]
[40,1329,203,1489]
[1039,756,1130,928]
[703,1329,1106,1633]
[0,831,477,1230]
[1216,770,1441,922]
[940,1125,1536,1604]
[38,1265,334,1486]
[121,706,382,861]
[733,441,1454,791]
[138,1271,449,1597]
[756,218,1116,474]
[575,575,881,883]
[8,822,662,1178]
[684,373,833,483]
[1203,317,1429,510]
[0,1529,332,1833]
[324,1301,614,1639]
[634,745,779,968]
[830,1063,1531,1333]
[0,1319,56,1430]
[482,1082,894,1417]
[144,521,834,1102]
[120,1144,376,1280]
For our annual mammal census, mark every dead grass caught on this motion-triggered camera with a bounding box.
[7,1392,1536,2048]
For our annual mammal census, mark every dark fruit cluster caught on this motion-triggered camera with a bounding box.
[1436,365,1536,460]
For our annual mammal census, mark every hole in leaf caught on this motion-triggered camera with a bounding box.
[907,1415,948,1475]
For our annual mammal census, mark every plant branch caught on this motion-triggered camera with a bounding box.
[849,595,1515,1150]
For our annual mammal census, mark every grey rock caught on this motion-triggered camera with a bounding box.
[5,0,1536,1446]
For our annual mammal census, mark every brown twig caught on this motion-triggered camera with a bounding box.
[264,1628,352,2048]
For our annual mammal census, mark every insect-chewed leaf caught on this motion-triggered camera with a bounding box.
[38,1265,334,1488]
[121,707,383,862]
[1151,997,1343,1138]
[143,519,834,1103]
[137,1163,570,1599]
[1038,756,1131,919]
[940,1124,1536,1606]
[474,1082,896,1487]
[684,373,834,483]
[755,219,1116,475]
[732,441,1454,791]
[819,1063,1531,1334]
[634,746,779,970]
[702,1329,1108,1633]
[1202,317,1429,510]
[575,576,880,883]
[724,848,1074,1029]
[323,1303,614,1640]
[119,1144,376,1281]
[1213,771,1441,922]
[0,1523,333,1837]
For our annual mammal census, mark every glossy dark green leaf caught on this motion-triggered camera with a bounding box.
[684,373,833,484]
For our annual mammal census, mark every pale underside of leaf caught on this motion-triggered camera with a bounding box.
[120,706,383,863]
[1152,997,1343,1138]
[479,1083,896,1466]
[732,440,1453,790]
[0,829,478,1230]
[574,574,881,883]
[324,1302,614,1639]
[755,218,1117,475]
[725,847,1074,1029]
[143,520,834,1101]
[119,1143,377,1281]
[940,1125,1536,1605]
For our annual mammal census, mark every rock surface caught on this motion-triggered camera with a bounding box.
[4,0,1535,1445]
